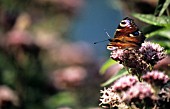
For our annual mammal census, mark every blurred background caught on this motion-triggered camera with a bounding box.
[0,0,162,109]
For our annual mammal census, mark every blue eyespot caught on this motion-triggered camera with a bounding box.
[132,31,140,36]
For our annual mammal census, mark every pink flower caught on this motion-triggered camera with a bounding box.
[122,82,157,107]
[139,42,166,66]
[111,75,138,91]
[142,71,169,86]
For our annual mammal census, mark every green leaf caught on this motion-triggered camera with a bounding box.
[141,25,163,36]
[154,0,165,16]
[166,49,170,54]
[101,68,128,87]
[154,0,170,16]
[153,41,170,50]
[159,0,170,16]
[99,58,118,75]
[146,27,170,39]
[45,92,77,109]
[154,41,170,47]
[133,13,170,27]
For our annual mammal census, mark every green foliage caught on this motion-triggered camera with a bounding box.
[133,0,170,48]
[45,92,77,109]
[133,14,170,27]
[154,0,170,16]
[99,58,118,75]
[133,13,170,54]
[101,68,128,87]
[99,59,128,86]
[145,27,170,39]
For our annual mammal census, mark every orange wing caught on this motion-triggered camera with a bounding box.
[107,17,145,50]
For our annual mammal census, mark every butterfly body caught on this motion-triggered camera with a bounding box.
[107,17,145,50]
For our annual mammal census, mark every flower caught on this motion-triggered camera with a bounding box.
[110,49,124,62]
[139,42,166,66]
[103,41,168,108]
[51,66,87,90]
[142,71,169,86]
[122,82,157,107]
[109,42,166,75]
[158,81,170,108]
[0,86,19,107]
[159,87,170,102]
[110,49,150,74]
[111,75,138,92]
[100,87,128,109]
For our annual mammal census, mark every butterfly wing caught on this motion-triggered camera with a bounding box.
[107,17,145,50]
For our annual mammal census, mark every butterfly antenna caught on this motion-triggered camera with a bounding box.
[104,29,111,38]
[94,39,108,44]
[94,29,112,44]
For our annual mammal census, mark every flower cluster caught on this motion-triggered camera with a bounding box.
[122,82,156,105]
[139,42,166,66]
[158,81,170,108]
[100,87,128,109]
[159,87,170,102]
[110,42,166,75]
[142,71,169,86]
[110,49,124,62]
[100,76,157,109]
[100,42,169,109]
[111,75,138,91]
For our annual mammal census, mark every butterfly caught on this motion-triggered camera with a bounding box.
[107,17,146,50]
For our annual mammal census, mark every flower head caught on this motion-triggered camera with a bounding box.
[142,71,169,86]
[110,49,150,74]
[122,82,157,107]
[158,81,170,108]
[111,75,138,92]
[139,42,166,66]
[109,42,166,75]
[100,87,128,109]
[0,86,19,107]
[110,49,124,62]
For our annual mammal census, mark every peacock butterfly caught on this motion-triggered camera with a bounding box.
[107,17,146,50]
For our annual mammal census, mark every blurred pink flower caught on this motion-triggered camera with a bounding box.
[6,30,34,46]
[51,66,87,90]
[36,0,84,14]
[0,86,19,107]
[154,56,170,71]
